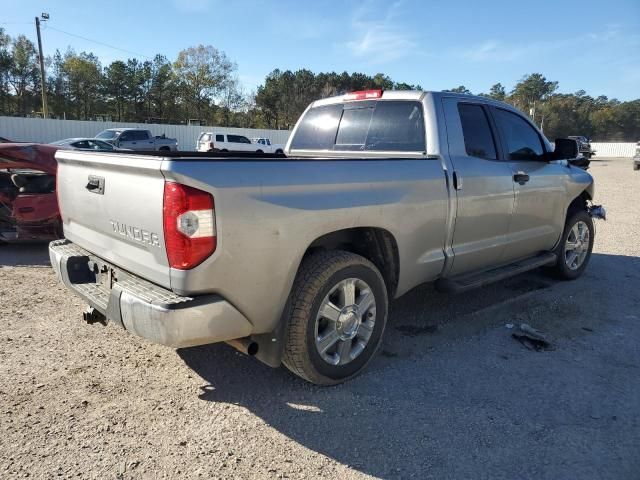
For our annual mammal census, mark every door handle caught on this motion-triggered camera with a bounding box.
[513,172,530,185]
[86,175,105,195]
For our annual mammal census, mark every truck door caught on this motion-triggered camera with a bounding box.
[442,98,515,275]
[489,107,566,262]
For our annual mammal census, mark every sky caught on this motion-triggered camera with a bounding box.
[2,0,639,100]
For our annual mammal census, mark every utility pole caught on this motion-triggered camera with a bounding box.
[35,13,49,118]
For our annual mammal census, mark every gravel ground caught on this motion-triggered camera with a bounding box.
[1,158,639,479]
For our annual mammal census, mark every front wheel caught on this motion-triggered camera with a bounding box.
[282,251,388,385]
[550,209,594,280]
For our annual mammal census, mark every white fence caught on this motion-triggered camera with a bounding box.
[590,143,637,158]
[0,116,291,150]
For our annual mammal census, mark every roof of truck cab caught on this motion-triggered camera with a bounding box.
[311,90,516,110]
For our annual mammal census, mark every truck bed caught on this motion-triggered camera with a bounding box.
[54,148,450,334]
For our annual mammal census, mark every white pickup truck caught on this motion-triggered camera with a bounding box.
[252,138,285,154]
[96,128,178,152]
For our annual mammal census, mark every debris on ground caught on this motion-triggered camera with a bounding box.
[511,323,553,351]
[588,204,607,221]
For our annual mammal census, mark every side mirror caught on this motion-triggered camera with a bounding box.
[553,138,578,160]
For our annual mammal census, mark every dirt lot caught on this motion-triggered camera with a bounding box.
[1,158,639,479]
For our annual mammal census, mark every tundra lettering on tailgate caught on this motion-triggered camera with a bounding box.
[109,220,160,247]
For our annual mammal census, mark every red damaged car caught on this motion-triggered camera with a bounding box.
[0,143,61,243]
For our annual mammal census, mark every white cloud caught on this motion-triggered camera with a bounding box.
[343,1,418,64]
[460,40,530,62]
[457,25,632,64]
[587,24,620,41]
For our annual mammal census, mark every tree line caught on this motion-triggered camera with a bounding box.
[0,28,638,141]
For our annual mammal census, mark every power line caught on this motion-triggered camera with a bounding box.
[45,24,152,60]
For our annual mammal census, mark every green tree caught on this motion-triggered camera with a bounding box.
[0,28,12,113]
[173,45,235,121]
[47,49,70,118]
[510,73,558,113]
[148,55,176,122]
[487,83,506,101]
[446,85,472,94]
[62,50,102,119]
[103,60,128,120]
[7,35,39,115]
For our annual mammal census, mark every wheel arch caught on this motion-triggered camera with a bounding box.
[568,189,592,215]
[301,227,400,298]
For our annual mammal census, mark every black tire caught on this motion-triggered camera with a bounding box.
[549,209,594,280]
[256,149,264,154]
[159,146,171,152]
[282,250,388,386]
[275,149,283,154]
[633,162,640,171]
[221,149,228,152]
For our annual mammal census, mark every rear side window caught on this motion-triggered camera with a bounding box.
[290,104,343,150]
[494,108,545,161]
[216,134,224,142]
[458,104,497,160]
[227,135,252,144]
[290,100,426,152]
[335,107,373,149]
[365,101,424,151]
[131,131,149,141]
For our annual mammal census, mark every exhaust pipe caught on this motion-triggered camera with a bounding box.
[226,337,259,356]
[83,306,107,326]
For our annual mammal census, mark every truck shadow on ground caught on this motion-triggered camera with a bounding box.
[178,253,639,478]
[0,243,51,267]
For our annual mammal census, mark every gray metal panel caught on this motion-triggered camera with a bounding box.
[56,150,171,288]
[162,157,449,334]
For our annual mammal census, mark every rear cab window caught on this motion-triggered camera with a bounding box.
[290,100,426,153]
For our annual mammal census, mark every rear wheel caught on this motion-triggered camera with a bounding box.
[550,209,594,280]
[282,251,388,385]
[275,149,284,154]
[256,149,264,154]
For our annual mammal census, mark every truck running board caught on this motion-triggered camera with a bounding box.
[435,252,557,294]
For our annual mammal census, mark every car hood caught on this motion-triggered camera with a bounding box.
[0,143,58,174]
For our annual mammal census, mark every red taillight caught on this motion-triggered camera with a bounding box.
[163,182,216,270]
[343,89,383,101]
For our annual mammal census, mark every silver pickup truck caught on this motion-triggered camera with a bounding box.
[50,90,600,385]
[95,128,178,152]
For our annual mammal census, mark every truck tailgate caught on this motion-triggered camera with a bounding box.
[55,150,170,288]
